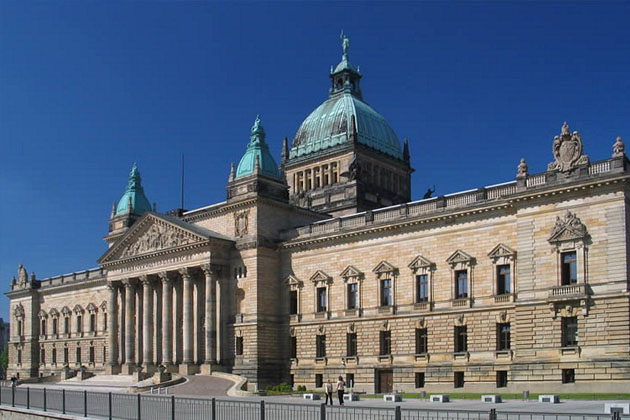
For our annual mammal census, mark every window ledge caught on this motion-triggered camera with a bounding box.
[414,353,429,361]
[451,298,471,308]
[561,346,581,356]
[494,350,513,359]
[344,308,360,317]
[343,356,358,364]
[548,283,589,301]
[377,305,395,314]
[314,311,329,320]
[315,357,327,365]
[453,351,470,361]
[289,314,301,323]
[413,302,432,311]
[493,294,514,303]
[378,354,393,363]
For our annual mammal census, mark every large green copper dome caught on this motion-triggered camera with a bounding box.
[236,116,281,179]
[289,36,402,161]
[115,163,152,215]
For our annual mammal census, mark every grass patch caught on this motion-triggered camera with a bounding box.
[360,393,630,400]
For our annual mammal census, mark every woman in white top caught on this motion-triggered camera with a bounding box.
[336,376,345,405]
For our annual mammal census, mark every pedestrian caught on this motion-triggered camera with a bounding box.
[336,375,345,405]
[10,376,16,388]
[325,379,334,405]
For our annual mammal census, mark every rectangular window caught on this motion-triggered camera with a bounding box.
[416,274,429,303]
[289,290,298,315]
[290,336,297,359]
[89,346,95,364]
[496,323,511,350]
[562,317,578,347]
[103,313,107,331]
[64,318,69,334]
[316,287,327,312]
[315,374,323,388]
[76,347,82,364]
[41,348,45,364]
[562,368,575,384]
[454,372,465,388]
[76,316,82,333]
[17,321,22,337]
[316,335,326,358]
[455,270,468,298]
[561,251,578,285]
[496,371,508,388]
[347,283,358,309]
[17,350,22,364]
[53,319,58,335]
[52,348,57,364]
[415,328,428,354]
[380,279,393,306]
[63,348,68,364]
[497,264,511,295]
[346,373,355,388]
[380,331,391,355]
[41,319,46,334]
[455,326,468,352]
[235,336,243,356]
[90,314,96,332]
[347,333,357,357]
[415,372,425,388]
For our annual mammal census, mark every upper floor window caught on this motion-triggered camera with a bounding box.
[316,335,326,358]
[415,328,428,354]
[562,316,578,347]
[374,261,397,308]
[52,319,58,335]
[316,287,327,312]
[455,270,468,298]
[561,251,577,285]
[347,333,357,357]
[341,265,363,312]
[454,326,467,352]
[89,314,96,332]
[64,317,70,334]
[290,336,297,358]
[235,336,243,356]
[496,323,511,350]
[285,275,303,316]
[416,274,429,303]
[76,315,82,333]
[497,265,511,295]
[381,279,393,306]
[310,271,332,314]
[289,290,298,315]
[379,330,391,355]
[347,283,358,309]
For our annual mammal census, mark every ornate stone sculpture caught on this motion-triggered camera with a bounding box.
[17,264,28,287]
[613,136,625,158]
[234,211,249,237]
[548,122,589,172]
[122,223,192,257]
[548,210,588,243]
[516,158,528,178]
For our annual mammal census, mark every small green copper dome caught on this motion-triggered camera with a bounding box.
[235,116,282,179]
[115,163,152,215]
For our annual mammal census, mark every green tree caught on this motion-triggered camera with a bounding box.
[0,347,8,371]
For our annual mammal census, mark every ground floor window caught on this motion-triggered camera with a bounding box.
[235,337,243,356]
[415,372,425,388]
[496,371,507,388]
[315,374,323,388]
[346,373,354,388]
[89,346,95,364]
[562,368,575,384]
[454,371,464,388]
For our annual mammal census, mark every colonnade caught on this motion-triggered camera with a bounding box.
[106,264,221,374]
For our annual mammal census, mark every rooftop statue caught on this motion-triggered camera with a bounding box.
[342,33,350,57]
[17,264,27,287]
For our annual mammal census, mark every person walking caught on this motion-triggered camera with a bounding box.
[324,379,334,405]
[336,375,346,405]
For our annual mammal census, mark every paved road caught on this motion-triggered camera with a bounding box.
[166,375,233,397]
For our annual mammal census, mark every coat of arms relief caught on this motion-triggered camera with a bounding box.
[548,122,589,172]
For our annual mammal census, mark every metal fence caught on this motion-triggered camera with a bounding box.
[0,385,627,420]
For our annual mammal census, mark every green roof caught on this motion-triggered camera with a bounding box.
[235,116,282,179]
[115,163,152,216]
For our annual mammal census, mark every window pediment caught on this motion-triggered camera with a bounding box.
[61,306,71,316]
[408,255,435,271]
[49,308,59,318]
[372,260,398,275]
[340,265,363,280]
[548,211,588,244]
[86,303,98,313]
[446,250,475,267]
[310,270,332,284]
[488,243,517,261]
[99,301,107,312]
[73,304,84,314]
[285,274,303,288]
[38,310,48,319]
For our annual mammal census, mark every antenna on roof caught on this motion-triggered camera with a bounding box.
[180,153,185,210]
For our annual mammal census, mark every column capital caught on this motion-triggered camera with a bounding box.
[106,282,118,291]
[201,264,221,277]
[139,275,152,287]
[178,267,191,280]
[158,271,173,285]
[121,278,135,289]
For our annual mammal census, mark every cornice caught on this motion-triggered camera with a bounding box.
[101,241,213,269]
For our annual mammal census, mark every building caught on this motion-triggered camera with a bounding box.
[5,38,630,393]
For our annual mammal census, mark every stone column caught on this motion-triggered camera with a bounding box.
[216,276,222,363]
[180,267,194,373]
[159,272,173,366]
[122,279,135,374]
[106,282,119,374]
[135,284,143,366]
[201,264,216,373]
[141,275,153,369]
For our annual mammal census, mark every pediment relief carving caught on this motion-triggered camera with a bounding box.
[488,243,517,261]
[548,211,588,244]
[310,270,332,284]
[340,265,363,280]
[372,260,398,275]
[446,250,475,267]
[408,255,435,271]
[496,310,510,323]
[285,274,303,288]
[121,223,195,258]
[317,325,325,335]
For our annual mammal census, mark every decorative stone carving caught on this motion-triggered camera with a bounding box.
[13,303,24,319]
[408,255,435,272]
[99,301,107,312]
[290,327,296,337]
[234,211,249,238]
[347,322,357,333]
[548,122,589,172]
[17,264,28,287]
[446,250,475,267]
[73,304,84,314]
[548,211,588,243]
[317,325,325,335]
[61,306,71,316]
[613,136,625,158]
[86,303,97,313]
[454,314,465,326]
[488,243,517,262]
[372,261,398,277]
[310,270,332,284]
[415,317,426,329]
[516,158,528,178]
[496,310,509,323]
[122,223,192,257]
[340,265,363,281]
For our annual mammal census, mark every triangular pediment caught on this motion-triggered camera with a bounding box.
[99,212,231,265]
[340,265,363,279]
[49,308,59,317]
[86,303,97,312]
[372,260,398,274]
[310,270,332,283]
[488,243,516,259]
[408,255,435,270]
[61,306,71,315]
[548,211,588,243]
[284,274,303,287]
[446,249,475,266]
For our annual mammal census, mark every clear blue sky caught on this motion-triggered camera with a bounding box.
[1,1,629,319]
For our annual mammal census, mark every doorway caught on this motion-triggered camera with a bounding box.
[377,369,393,394]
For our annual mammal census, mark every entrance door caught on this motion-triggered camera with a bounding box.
[378,370,393,394]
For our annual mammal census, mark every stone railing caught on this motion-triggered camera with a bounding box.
[39,268,106,289]
[549,283,589,299]
[291,156,623,240]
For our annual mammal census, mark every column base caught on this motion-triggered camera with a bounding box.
[142,363,155,374]
[106,364,121,375]
[200,362,219,375]
[121,364,136,375]
[179,363,199,375]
